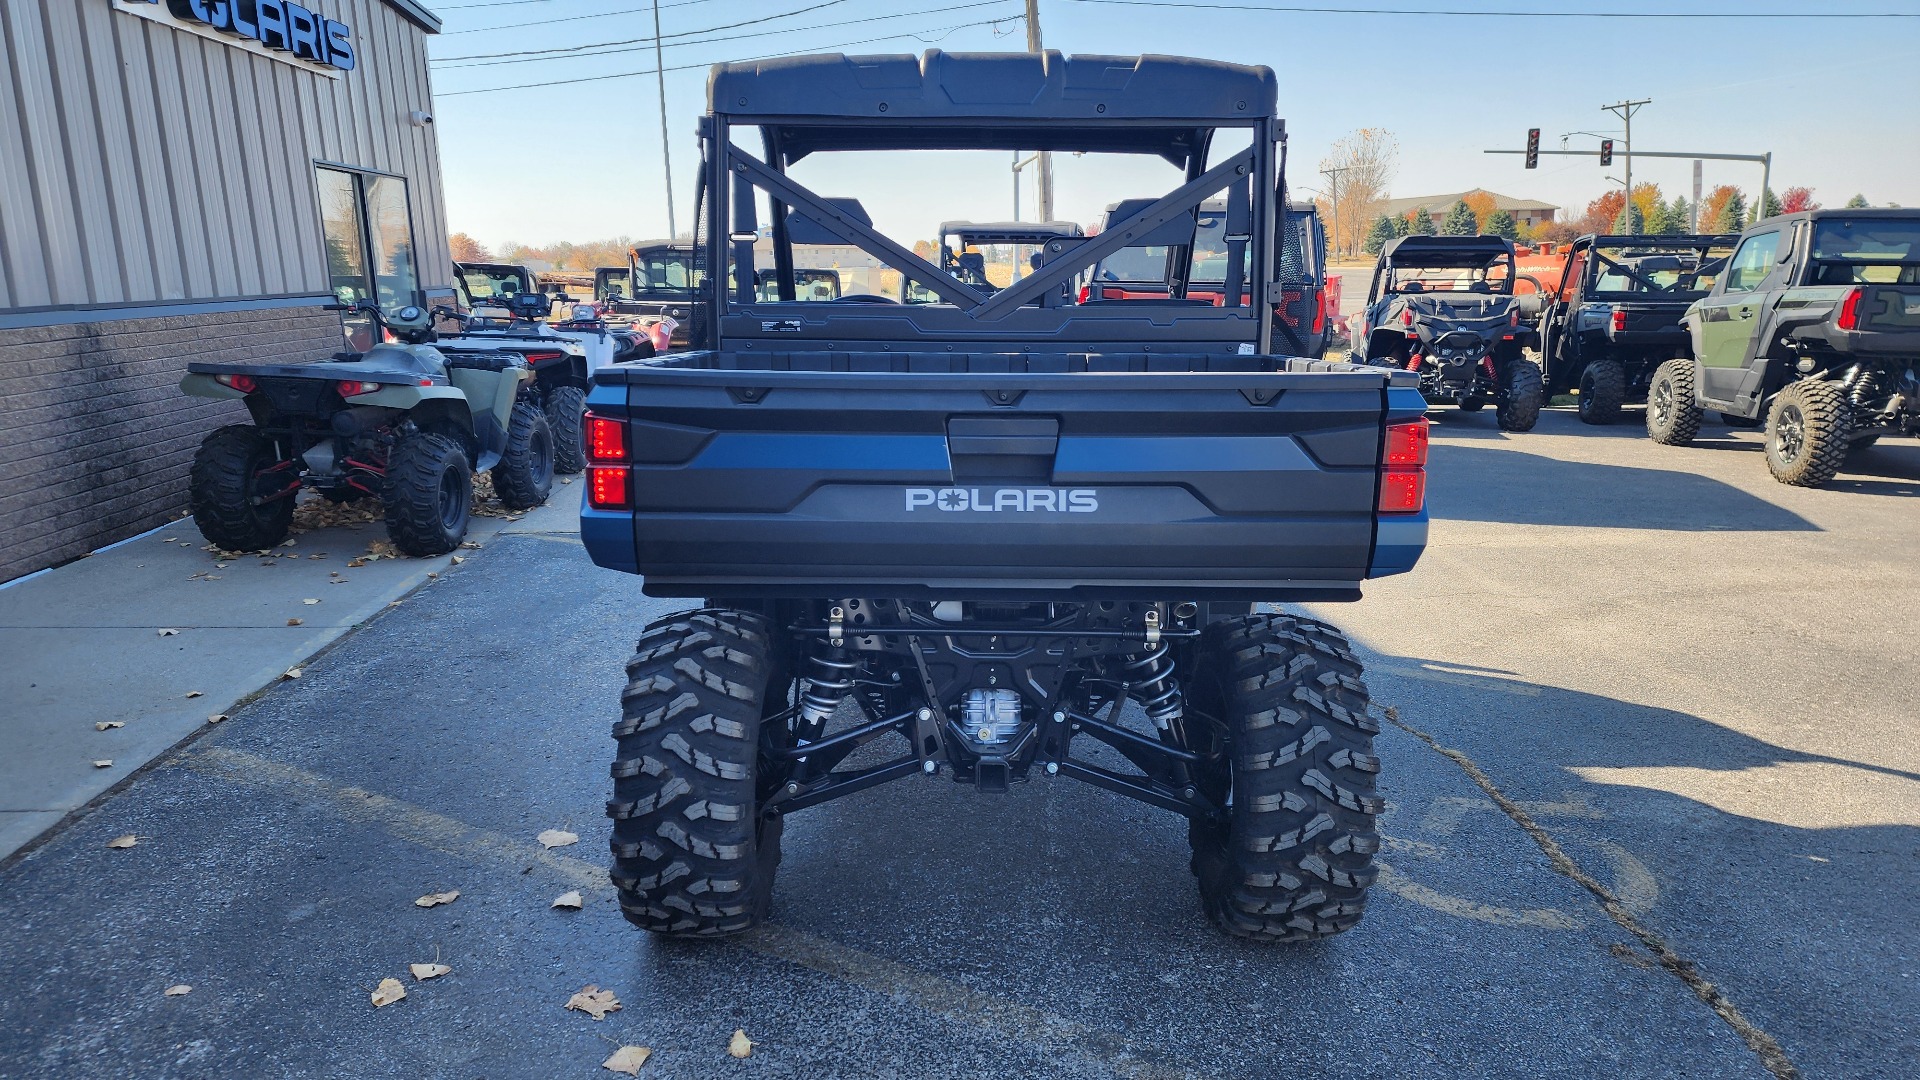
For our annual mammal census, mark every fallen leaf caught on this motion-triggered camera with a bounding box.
[308,553,327,560]
[214,562,230,569]
[537,829,579,849]
[729,1029,754,1059]
[460,541,481,549]
[185,691,203,699]
[346,558,368,568]
[280,538,298,548]
[302,598,321,605]
[409,963,451,981]
[370,977,406,1007]
[561,477,573,485]
[387,601,402,608]
[601,1045,652,1074]
[450,556,465,565]
[107,834,139,849]
[207,714,228,725]
[287,618,303,627]
[414,890,460,908]
[551,890,583,910]
[96,722,125,731]
[164,984,192,997]
[330,578,349,585]
[283,668,303,680]
[157,628,181,637]
[92,759,113,768]
[564,985,621,1020]
[329,570,342,577]
[426,572,438,579]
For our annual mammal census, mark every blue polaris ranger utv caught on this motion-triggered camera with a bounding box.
[578,51,1428,941]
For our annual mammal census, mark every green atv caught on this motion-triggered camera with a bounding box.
[179,302,554,555]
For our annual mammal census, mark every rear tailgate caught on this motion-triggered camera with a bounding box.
[583,357,1424,600]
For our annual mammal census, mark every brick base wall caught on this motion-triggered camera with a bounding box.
[0,306,343,583]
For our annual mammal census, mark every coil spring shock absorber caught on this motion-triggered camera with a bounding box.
[798,651,857,727]
[1116,642,1183,731]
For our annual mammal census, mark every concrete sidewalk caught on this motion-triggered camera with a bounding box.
[0,488,580,860]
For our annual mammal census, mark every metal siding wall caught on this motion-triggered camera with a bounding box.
[0,0,448,313]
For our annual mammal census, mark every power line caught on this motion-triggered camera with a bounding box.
[436,15,1022,95]
[435,0,557,11]
[1062,0,1918,16]
[439,0,753,35]
[435,0,1011,67]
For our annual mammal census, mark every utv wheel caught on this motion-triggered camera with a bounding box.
[544,384,588,474]
[189,425,296,551]
[1577,358,1627,425]
[1719,411,1763,430]
[492,401,555,510]
[384,432,472,555]
[1765,380,1850,487]
[1496,358,1544,432]
[1187,612,1382,941]
[1645,359,1703,446]
[609,610,786,937]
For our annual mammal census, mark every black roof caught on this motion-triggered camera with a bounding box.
[1581,233,1740,246]
[938,221,1085,242]
[1380,234,1515,266]
[710,51,1276,165]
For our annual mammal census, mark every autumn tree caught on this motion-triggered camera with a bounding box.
[1461,190,1497,230]
[447,232,490,263]
[1440,200,1479,236]
[1317,128,1399,258]
[1363,215,1396,255]
[1483,209,1518,240]
[1629,182,1663,227]
[1699,186,1742,234]
[1532,220,1582,244]
[1712,190,1747,232]
[1580,190,1626,235]
[1779,186,1819,214]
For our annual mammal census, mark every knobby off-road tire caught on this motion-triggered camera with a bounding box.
[1496,357,1544,432]
[609,610,786,937]
[190,425,295,551]
[383,432,472,556]
[1646,358,1703,446]
[1577,357,1627,425]
[543,384,588,475]
[1765,379,1851,487]
[492,401,554,511]
[1188,612,1382,941]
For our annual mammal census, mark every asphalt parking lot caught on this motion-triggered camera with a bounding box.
[1,408,1914,1079]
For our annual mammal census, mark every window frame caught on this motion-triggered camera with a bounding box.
[314,162,423,310]
[1722,230,1781,294]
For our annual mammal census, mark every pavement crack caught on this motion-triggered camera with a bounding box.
[1382,705,1801,1080]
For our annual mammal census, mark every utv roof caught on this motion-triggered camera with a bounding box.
[1582,233,1740,246]
[938,220,1086,242]
[709,50,1277,165]
[1380,234,1514,267]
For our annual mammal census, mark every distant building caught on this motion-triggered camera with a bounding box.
[1375,189,1559,230]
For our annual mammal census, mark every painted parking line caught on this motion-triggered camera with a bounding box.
[183,747,1198,1080]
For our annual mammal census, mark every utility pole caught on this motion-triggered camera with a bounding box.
[651,0,676,238]
[1025,0,1053,222]
[1601,98,1650,232]
[1691,159,1702,232]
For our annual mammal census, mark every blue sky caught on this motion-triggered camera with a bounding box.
[426,0,1920,250]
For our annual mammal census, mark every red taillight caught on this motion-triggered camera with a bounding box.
[1077,285,1091,304]
[1510,308,1522,327]
[215,373,257,393]
[1836,287,1864,331]
[524,351,566,364]
[336,380,380,397]
[1312,288,1327,334]
[1401,309,1414,326]
[1379,417,1428,514]
[1610,308,1627,333]
[585,412,627,462]
[587,466,630,510]
[1384,417,1429,468]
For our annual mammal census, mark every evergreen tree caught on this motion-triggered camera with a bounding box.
[1667,196,1690,234]
[1644,199,1676,236]
[1439,200,1479,236]
[1845,194,1870,209]
[1612,200,1646,235]
[1483,209,1518,240]
[1713,191,1747,233]
[1410,206,1437,235]
[1393,213,1413,237]
[1753,187,1784,224]
[1363,215,1396,255]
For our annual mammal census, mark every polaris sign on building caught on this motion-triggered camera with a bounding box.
[0,0,453,583]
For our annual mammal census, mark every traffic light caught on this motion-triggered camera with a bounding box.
[1525,128,1540,169]
[1599,139,1614,166]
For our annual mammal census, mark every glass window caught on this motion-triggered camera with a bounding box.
[317,167,369,304]
[363,175,418,308]
[1724,232,1780,292]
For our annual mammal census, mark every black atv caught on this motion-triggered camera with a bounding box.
[180,302,554,556]
[1353,235,1545,431]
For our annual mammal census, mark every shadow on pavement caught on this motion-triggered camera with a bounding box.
[1361,650,1920,1080]
[1425,443,1819,532]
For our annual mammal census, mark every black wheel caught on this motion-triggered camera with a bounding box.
[1496,357,1544,432]
[1719,411,1764,429]
[1645,359,1703,446]
[384,432,472,555]
[609,610,786,937]
[492,401,554,510]
[189,425,296,551]
[1765,380,1850,487]
[1186,612,1382,941]
[1577,358,1627,425]
[544,384,588,474]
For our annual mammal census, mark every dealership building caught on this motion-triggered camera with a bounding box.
[0,0,452,582]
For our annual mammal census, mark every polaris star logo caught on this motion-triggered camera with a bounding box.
[905,488,1098,513]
